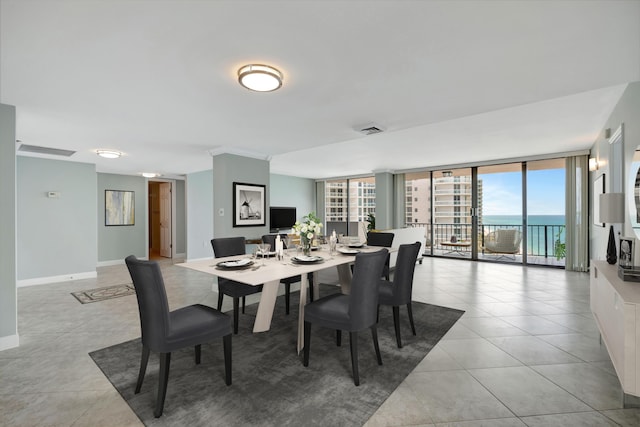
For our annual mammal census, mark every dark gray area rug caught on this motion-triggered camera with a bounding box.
[89,285,463,426]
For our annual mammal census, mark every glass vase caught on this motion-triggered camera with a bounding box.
[301,236,311,256]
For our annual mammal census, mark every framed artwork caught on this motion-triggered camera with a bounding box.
[620,237,635,268]
[593,174,605,227]
[105,190,135,226]
[233,182,266,227]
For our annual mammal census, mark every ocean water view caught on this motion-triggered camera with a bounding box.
[482,215,565,226]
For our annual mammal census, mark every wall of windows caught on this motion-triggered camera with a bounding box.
[325,176,375,236]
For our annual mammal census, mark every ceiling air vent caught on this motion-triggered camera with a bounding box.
[18,144,76,157]
[359,125,384,135]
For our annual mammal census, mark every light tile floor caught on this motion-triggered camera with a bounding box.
[1,257,639,426]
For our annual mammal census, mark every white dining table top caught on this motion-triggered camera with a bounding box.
[177,245,391,285]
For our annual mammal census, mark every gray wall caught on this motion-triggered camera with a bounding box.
[270,173,316,223]
[175,179,186,255]
[212,154,270,240]
[375,172,394,230]
[186,169,214,260]
[17,157,97,280]
[0,104,17,346]
[97,173,146,262]
[590,82,640,262]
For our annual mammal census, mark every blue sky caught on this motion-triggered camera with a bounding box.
[480,169,565,216]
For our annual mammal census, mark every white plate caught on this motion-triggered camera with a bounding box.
[292,255,324,263]
[216,259,254,269]
[338,248,360,255]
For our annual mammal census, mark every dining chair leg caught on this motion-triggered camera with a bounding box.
[336,330,342,347]
[303,321,311,367]
[223,334,232,386]
[349,331,360,386]
[392,306,402,348]
[371,325,383,365]
[233,297,240,334]
[195,344,201,364]
[407,302,417,336]
[308,274,314,302]
[135,345,150,394]
[284,282,291,315]
[155,352,171,418]
[217,292,223,311]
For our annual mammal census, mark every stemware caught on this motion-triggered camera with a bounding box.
[257,243,271,265]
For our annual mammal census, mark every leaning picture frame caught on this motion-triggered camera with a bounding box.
[233,182,266,227]
[620,237,635,268]
[593,174,605,227]
[105,190,135,226]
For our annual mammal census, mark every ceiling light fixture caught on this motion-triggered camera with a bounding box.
[96,149,122,159]
[142,172,159,178]
[238,64,283,92]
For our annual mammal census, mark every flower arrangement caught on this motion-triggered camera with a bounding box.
[293,212,323,255]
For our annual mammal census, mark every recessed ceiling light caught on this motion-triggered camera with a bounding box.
[142,172,159,178]
[238,64,283,92]
[96,149,122,159]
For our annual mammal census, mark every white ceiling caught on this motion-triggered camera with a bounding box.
[1,0,639,179]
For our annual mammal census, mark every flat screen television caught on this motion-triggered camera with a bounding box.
[269,206,296,232]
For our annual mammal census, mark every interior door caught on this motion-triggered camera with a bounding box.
[159,182,172,258]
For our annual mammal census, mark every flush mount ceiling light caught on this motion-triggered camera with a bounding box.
[96,149,122,159]
[238,64,283,92]
[142,172,159,178]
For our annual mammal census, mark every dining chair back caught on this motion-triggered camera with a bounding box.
[125,255,232,418]
[303,249,388,385]
[211,237,263,333]
[378,241,421,348]
[366,231,395,280]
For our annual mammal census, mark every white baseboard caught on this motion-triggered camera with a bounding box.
[0,333,19,351]
[175,252,186,259]
[17,271,97,287]
[97,259,125,267]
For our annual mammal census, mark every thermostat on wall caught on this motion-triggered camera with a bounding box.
[47,191,60,198]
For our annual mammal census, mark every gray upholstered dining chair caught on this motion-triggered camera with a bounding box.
[366,231,394,280]
[125,255,232,418]
[377,242,421,348]
[211,237,263,334]
[303,249,388,386]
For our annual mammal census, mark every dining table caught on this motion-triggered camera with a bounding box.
[177,244,394,353]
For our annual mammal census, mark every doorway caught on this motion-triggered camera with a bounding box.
[148,180,173,259]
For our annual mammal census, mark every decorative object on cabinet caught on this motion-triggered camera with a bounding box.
[600,192,625,264]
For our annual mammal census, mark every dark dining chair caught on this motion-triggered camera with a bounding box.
[211,237,263,334]
[125,255,232,418]
[378,242,421,348]
[303,249,388,386]
[366,231,395,280]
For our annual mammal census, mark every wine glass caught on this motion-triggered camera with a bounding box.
[257,243,271,265]
[284,235,293,257]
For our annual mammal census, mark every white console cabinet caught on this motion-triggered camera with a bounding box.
[590,260,640,404]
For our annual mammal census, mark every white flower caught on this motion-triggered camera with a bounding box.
[307,232,314,240]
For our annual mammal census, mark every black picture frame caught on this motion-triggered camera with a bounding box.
[105,190,135,226]
[233,182,266,227]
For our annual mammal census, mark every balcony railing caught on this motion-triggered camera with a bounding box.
[407,222,566,260]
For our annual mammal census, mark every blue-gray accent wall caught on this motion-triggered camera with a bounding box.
[17,157,97,279]
[0,104,17,345]
[97,173,147,262]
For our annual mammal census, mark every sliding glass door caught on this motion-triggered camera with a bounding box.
[526,159,566,266]
[477,163,523,264]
